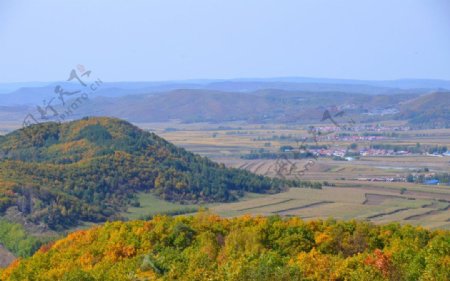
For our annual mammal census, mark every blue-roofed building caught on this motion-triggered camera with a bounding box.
[424,179,439,185]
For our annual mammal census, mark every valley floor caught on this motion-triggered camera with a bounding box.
[139,121,450,229]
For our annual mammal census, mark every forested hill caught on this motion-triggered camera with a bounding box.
[1,215,448,280]
[398,91,450,128]
[0,117,302,230]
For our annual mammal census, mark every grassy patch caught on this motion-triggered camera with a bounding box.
[122,192,204,220]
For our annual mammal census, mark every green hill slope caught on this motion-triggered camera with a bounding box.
[0,117,303,230]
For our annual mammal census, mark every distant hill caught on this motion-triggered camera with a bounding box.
[0,117,305,230]
[0,88,422,125]
[55,89,417,124]
[397,92,450,128]
[74,90,282,123]
[2,85,446,126]
[1,77,445,106]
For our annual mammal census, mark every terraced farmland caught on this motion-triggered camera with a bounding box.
[211,187,450,229]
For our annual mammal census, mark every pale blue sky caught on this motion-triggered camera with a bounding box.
[0,0,449,82]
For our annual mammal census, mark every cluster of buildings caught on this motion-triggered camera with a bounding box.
[363,108,400,116]
[359,149,411,157]
[316,134,386,142]
[354,177,405,182]
[354,173,447,186]
[313,124,410,133]
[303,148,412,158]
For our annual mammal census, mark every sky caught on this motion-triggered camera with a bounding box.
[0,0,449,83]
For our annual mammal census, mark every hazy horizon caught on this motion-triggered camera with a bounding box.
[1,0,449,83]
[1,76,450,86]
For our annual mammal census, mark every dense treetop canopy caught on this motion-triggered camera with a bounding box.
[1,214,448,280]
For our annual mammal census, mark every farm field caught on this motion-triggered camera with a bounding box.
[210,186,450,229]
[120,183,449,230]
[136,121,450,229]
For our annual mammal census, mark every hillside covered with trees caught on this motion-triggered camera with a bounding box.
[1,214,448,280]
[0,117,306,230]
[398,92,450,128]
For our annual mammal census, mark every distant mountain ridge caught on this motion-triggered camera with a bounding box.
[1,77,449,106]
[0,79,448,127]
[0,89,437,125]
[55,89,420,123]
